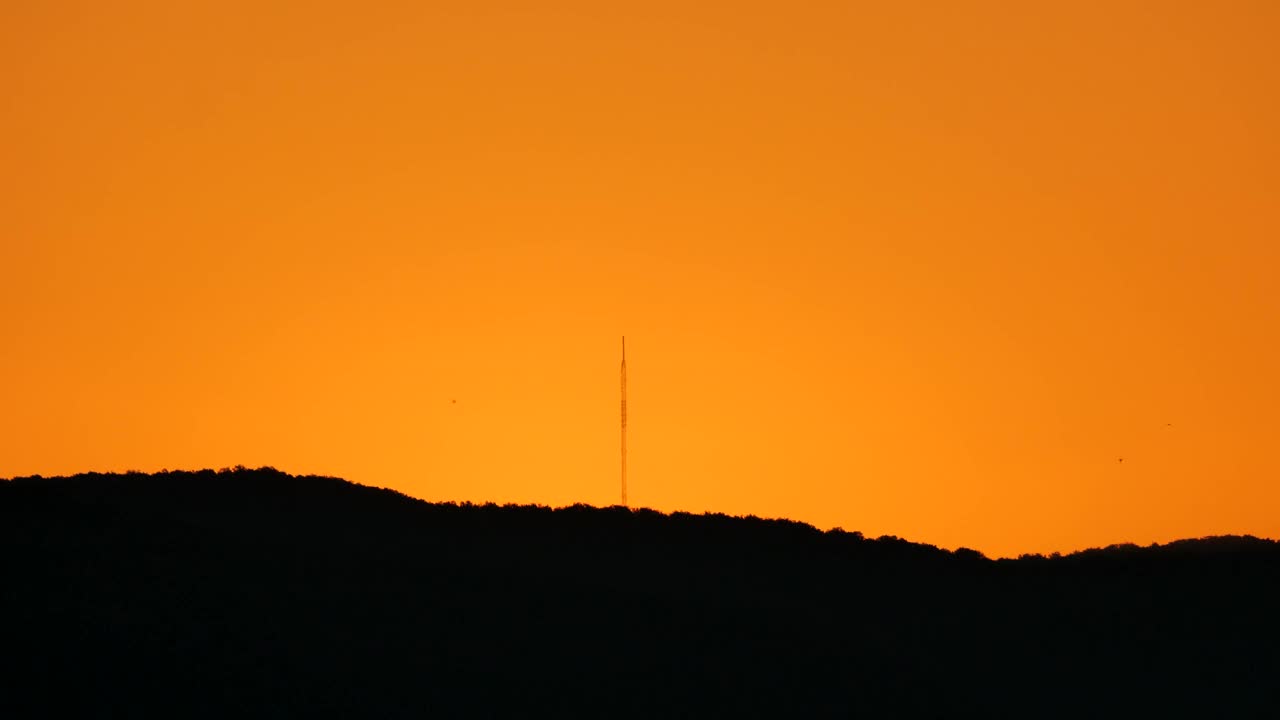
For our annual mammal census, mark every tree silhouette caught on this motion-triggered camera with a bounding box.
[2,467,1277,717]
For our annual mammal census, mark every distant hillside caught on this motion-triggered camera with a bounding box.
[3,468,1278,717]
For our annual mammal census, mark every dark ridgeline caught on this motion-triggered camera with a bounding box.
[2,468,1277,717]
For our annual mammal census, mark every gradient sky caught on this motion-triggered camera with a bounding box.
[4,1,1278,557]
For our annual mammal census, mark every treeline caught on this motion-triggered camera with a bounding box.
[2,467,1277,717]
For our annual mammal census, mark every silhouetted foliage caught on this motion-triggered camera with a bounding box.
[2,468,1278,717]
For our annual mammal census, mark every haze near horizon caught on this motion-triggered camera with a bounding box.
[3,1,1278,557]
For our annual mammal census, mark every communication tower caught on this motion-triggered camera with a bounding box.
[621,336,627,507]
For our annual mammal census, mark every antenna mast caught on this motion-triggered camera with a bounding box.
[621,335,627,507]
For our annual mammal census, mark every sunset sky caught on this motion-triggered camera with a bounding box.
[4,1,1277,557]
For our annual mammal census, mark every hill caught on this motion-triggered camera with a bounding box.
[2,467,1277,717]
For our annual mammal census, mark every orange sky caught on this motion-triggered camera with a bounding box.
[4,1,1278,557]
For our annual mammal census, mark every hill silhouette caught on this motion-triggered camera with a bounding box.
[3,467,1277,717]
